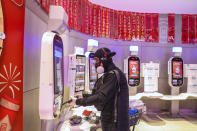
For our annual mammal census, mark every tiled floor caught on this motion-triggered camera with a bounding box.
[132,113,197,131]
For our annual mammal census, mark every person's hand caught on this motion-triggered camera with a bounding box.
[74,91,83,99]
[69,98,77,107]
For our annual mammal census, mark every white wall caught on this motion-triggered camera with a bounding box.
[23,0,48,130]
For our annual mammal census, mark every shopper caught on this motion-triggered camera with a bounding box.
[70,47,129,131]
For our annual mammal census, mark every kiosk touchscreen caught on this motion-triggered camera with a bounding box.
[53,35,64,117]
[168,47,184,88]
[128,56,140,86]
[171,57,183,87]
[89,52,97,90]
[39,32,64,119]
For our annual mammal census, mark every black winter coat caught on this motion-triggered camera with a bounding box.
[76,64,129,131]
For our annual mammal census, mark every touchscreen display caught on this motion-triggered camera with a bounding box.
[172,61,183,79]
[129,60,139,79]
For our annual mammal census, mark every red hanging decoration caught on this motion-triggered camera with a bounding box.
[135,13,140,41]
[168,14,175,43]
[68,0,74,29]
[127,12,132,41]
[85,0,90,34]
[118,11,123,40]
[196,15,197,43]
[109,9,114,39]
[152,13,159,43]
[189,15,195,43]
[91,4,98,36]
[41,0,49,14]
[122,11,127,40]
[96,6,101,37]
[145,13,152,42]
[101,7,106,38]
[114,10,119,39]
[182,15,189,44]
[140,13,145,41]
[131,12,136,41]
[105,8,110,38]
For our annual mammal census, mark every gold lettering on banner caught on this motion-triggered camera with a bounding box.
[106,8,109,38]
[132,13,136,41]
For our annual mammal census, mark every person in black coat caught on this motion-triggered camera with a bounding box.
[70,47,129,131]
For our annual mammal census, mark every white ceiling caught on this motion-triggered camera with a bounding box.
[89,0,197,14]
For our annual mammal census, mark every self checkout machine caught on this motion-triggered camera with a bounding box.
[39,5,68,131]
[124,46,140,96]
[168,47,184,116]
[84,39,98,93]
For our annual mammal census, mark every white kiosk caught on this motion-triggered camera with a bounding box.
[39,5,68,131]
[164,47,184,116]
[124,46,140,95]
[85,39,98,92]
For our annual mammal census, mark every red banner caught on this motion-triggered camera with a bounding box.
[127,12,132,41]
[189,15,195,43]
[84,0,90,34]
[140,13,145,41]
[92,4,98,36]
[114,11,118,39]
[101,7,106,38]
[109,9,114,39]
[196,15,197,43]
[136,13,140,41]
[168,14,175,43]
[145,13,152,42]
[105,8,110,38]
[96,7,101,37]
[182,15,189,44]
[122,11,127,40]
[81,0,86,33]
[41,0,49,13]
[131,12,136,41]
[73,0,78,31]
[152,13,159,43]
[118,11,123,40]
[68,0,74,29]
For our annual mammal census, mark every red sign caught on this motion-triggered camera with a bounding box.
[168,14,175,43]
[189,15,195,43]
[172,62,183,78]
[129,61,139,78]
[182,15,189,44]
[145,13,152,42]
